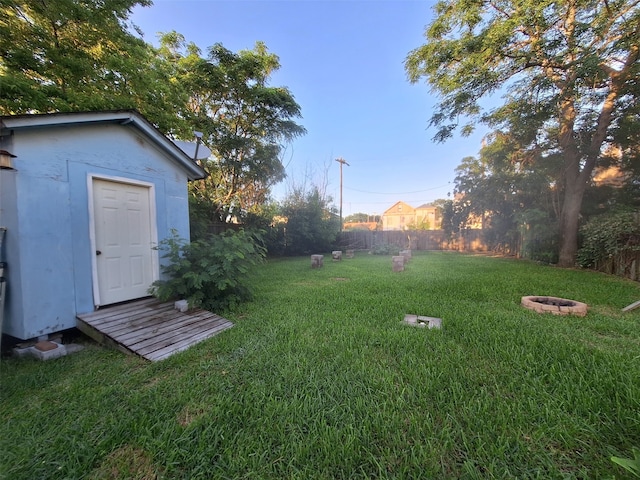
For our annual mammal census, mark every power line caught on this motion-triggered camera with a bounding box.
[344,183,450,195]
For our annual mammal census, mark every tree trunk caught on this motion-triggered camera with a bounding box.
[558,173,587,267]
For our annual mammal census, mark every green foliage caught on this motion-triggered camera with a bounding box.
[149,229,265,311]
[518,209,559,264]
[188,194,225,241]
[159,34,306,224]
[278,186,340,256]
[406,219,431,231]
[243,202,286,256]
[369,243,400,256]
[1,7,305,226]
[437,199,465,240]
[612,447,640,478]
[448,134,560,258]
[0,0,188,134]
[577,210,640,268]
[345,212,379,223]
[406,0,640,265]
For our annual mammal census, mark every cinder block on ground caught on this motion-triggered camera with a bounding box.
[13,341,84,360]
[175,299,189,312]
[65,344,85,355]
[32,343,68,360]
[332,250,342,261]
[400,250,412,262]
[403,314,442,329]
[14,342,66,360]
[311,254,324,268]
[12,346,33,358]
[392,256,405,272]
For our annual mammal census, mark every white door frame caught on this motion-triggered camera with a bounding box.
[87,174,160,307]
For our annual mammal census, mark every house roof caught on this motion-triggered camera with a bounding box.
[416,203,436,210]
[383,201,415,215]
[0,110,206,180]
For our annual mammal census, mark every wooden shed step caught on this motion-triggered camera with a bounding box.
[77,298,233,361]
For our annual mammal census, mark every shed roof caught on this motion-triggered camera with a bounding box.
[0,110,206,180]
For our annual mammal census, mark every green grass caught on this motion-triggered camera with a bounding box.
[2,252,640,479]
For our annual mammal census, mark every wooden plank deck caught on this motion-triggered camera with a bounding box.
[76,298,233,361]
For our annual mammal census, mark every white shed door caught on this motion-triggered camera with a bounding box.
[93,179,155,305]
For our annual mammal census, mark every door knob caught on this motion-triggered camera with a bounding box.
[96,250,102,255]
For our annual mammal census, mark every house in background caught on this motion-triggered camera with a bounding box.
[382,201,415,231]
[381,201,441,231]
[414,203,441,230]
[0,111,206,340]
[343,221,378,231]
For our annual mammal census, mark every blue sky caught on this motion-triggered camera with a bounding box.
[131,0,488,216]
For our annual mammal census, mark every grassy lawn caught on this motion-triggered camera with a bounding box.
[2,252,640,479]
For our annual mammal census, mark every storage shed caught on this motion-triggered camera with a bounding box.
[0,111,206,340]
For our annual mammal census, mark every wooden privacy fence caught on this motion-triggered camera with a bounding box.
[337,230,488,252]
[593,252,640,282]
[337,229,640,282]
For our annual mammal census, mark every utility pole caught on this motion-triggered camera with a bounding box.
[335,157,350,231]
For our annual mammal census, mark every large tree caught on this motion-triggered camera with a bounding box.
[1,4,305,227]
[452,133,560,258]
[406,0,640,266]
[279,185,340,256]
[0,0,187,133]
[157,34,306,225]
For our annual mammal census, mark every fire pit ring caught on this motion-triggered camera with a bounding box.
[521,296,588,316]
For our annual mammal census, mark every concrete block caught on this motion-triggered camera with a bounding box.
[392,255,405,272]
[400,250,412,262]
[65,344,85,355]
[332,250,342,261]
[175,299,189,312]
[12,346,33,358]
[13,341,83,360]
[346,250,354,258]
[311,254,324,268]
[13,342,67,360]
[31,343,67,361]
[402,314,442,329]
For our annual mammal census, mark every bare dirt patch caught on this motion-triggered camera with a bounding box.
[178,404,207,427]
[88,445,163,480]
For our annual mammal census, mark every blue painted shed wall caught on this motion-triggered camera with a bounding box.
[2,123,192,339]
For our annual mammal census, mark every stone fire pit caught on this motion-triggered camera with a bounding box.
[521,296,588,316]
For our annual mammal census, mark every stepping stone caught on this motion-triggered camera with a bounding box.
[403,314,442,329]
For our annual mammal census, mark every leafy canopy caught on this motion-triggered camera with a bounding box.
[157,33,306,224]
[0,1,194,134]
[1,5,306,229]
[406,0,640,265]
[279,186,340,256]
[406,0,640,144]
